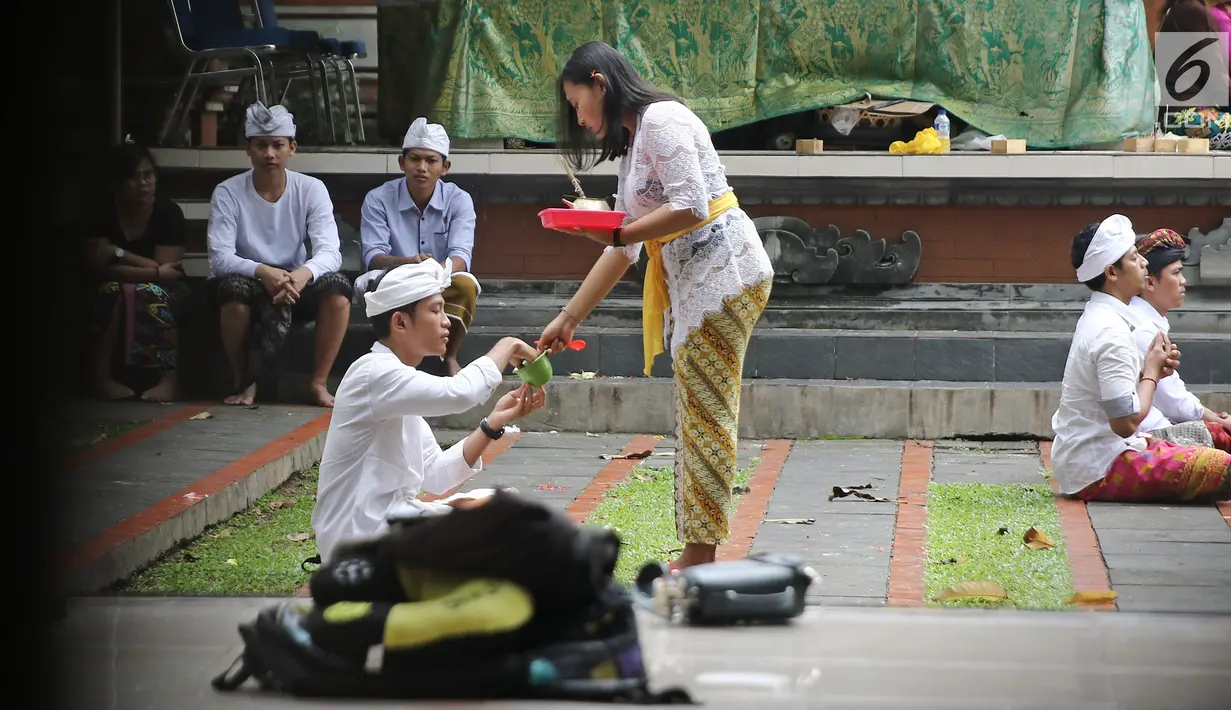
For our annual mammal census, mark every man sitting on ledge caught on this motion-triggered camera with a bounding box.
[311,258,543,563]
[1129,228,1231,452]
[206,102,353,407]
[1051,215,1230,503]
[357,117,479,376]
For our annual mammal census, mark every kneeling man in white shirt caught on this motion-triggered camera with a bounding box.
[311,258,543,562]
[1050,215,1229,504]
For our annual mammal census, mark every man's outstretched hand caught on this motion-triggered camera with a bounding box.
[488,383,546,430]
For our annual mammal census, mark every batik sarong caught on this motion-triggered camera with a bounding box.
[673,277,772,545]
[208,272,354,392]
[93,280,189,371]
[1074,438,1231,502]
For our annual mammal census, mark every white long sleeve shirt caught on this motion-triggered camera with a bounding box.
[1127,296,1207,433]
[1051,292,1149,495]
[311,342,503,562]
[206,169,342,282]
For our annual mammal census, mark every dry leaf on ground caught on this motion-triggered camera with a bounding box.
[931,581,1008,602]
[1065,590,1117,605]
[1023,526,1055,550]
[286,533,313,542]
[599,449,654,460]
[214,530,232,539]
[569,371,598,380]
[189,412,213,420]
[269,501,293,510]
[765,518,815,525]
[828,485,896,503]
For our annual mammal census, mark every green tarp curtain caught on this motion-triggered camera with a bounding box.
[384,0,1157,148]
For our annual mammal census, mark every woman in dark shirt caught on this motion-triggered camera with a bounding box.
[84,142,189,402]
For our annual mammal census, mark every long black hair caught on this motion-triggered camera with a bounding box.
[556,41,678,171]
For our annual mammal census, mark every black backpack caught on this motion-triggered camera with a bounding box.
[210,491,694,704]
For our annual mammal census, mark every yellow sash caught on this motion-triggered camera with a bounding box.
[641,191,739,376]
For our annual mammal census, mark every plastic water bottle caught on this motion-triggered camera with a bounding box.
[934,109,951,153]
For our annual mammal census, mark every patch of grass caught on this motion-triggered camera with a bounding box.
[925,482,1073,610]
[584,465,751,584]
[116,465,320,596]
[64,419,147,452]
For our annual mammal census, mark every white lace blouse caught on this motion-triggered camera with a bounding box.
[605,100,774,357]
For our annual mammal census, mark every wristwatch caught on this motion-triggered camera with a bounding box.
[611,226,623,247]
[114,247,126,260]
[479,417,505,440]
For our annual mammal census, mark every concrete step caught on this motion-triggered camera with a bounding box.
[282,322,1230,385]
[410,378,1231,440]
[472,294,1229,334]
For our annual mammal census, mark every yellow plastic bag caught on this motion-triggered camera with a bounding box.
[889,127,944,154]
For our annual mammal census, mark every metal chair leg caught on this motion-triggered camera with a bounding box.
[345,58,365,143]
[319,57,338,144]
[159,56,201,145]
[330,58,354,145]
[304,54,325,143]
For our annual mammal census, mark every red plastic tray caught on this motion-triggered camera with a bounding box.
[539,208,627,231]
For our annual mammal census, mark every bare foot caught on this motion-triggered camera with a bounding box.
[140,373,179,403]
[97,378,135,400]
[224,382,257,406]
[309,382,335,408]
[445,357,462,376]
[669,543,718,571]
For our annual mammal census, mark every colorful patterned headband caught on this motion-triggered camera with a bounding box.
[1137,228,1188,257]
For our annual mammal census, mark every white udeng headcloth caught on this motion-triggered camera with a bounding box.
[245,102,296,139]
[364,259,453,317]
[1076,214,1137,282]
[402,117,450,157]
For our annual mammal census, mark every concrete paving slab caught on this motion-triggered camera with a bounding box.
[931,446,1045,485]
[934,440,1041,452]
[1108,568,1231,586]
[61,405,321,553]
[1087,503,1228,529]
[54,597,1228,710]
[752,440,902,604]
[1095,540,1231,556]
[1101,553,1231,572]
[57,400,180,423]
[1113,584,1231,614]
[1094,527,1231,545]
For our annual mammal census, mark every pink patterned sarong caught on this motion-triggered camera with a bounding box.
[1074,439,1230,502]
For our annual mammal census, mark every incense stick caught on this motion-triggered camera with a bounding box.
[558,154,586,198]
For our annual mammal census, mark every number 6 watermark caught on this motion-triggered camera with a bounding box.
[1155,32,1230,107]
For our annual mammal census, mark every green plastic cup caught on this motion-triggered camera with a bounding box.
[514,352,553,387]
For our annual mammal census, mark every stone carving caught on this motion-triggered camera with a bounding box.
[756,216,838,284]
[752,216,922,285]
[1183,218,1231,288]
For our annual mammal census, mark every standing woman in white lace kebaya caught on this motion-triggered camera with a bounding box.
[537,41,774,570]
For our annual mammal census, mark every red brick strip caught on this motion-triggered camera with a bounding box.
[887,439,933,606]
[61,403,215,472]
[57,411,333,579]
[564,434,662,524]
[719,440,792,562]
[298,431,525,597]
[1040,440,1116,611]
[1217,501,1231,531]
